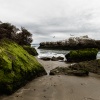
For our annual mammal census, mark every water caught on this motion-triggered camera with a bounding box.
[32,44,69,60]
[97,51,100,59]
[32,44,100,59]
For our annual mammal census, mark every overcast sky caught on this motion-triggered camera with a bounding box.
[0,0,100,43]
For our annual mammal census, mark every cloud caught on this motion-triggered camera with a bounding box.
[23,10,100,35]
[0,0,100,43]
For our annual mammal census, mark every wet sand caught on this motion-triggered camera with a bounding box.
[1,58,100,100]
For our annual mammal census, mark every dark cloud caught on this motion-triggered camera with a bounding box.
[17,12,100,38]
[0,0,99,43]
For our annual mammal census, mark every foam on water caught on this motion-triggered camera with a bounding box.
[32,44,69,61]
[32,44,100,60]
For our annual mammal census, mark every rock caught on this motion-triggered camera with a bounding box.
[40,57,51,61]
[50,67,66,75]
[51,56,64,61]
[0,39,47,94]
[51,56,58,61]
[67,70,89,76]
[40,56,64,61]
[38,36,100,50]
[65,48,98,62]
[73,59,100,74]
[65,53,70,62]
[57,56,64,60]
[50,71,55,75]
[50,66,89,76]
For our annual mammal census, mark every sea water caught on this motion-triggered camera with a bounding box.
[32,44,69,60]
[32,44,100,59]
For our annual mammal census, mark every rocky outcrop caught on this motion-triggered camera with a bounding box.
[38,35,100,50]
[50,67,89,76]
[40,57,51,61]
[51,56,64,61]
[65,48,99,62]
[50,58,100,76]
[40,56,64,61]
[0,39,47,94]
[74,59,100,74]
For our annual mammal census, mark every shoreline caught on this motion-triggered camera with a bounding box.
[1,58,100,100]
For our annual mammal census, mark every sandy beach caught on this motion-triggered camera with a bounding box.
[0,58,100,100]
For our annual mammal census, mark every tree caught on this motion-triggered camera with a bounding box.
[0,22,33,46]
[0,23,18,40]
[16,27,33,46]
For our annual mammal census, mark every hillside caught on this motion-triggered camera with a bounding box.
[0,39,46,94]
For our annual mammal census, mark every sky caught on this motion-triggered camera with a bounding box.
[0,0,100,43]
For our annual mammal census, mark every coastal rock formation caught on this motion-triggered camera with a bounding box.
[0,39,47,94]
[74,59,100,74]
[50,67,89,76]
[50,58,100,76]
[40,56,64,61]
[51,56,64,61]
[40,57,51,61]
[39,35,100,50]
[65,48,99,62]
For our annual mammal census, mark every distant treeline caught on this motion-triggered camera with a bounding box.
[0,21,32,46]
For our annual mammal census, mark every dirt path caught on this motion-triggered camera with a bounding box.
[1,58,100,100]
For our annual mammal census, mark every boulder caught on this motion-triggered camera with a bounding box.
[51,56,64,61]
[50,67,89,76]
[57,56,64,60]
[73,59,100,74]
[0,39,47,94]
[40,56,64,61]
[51,56,58,61]
[66,70,89,76]
[40,57,51,61]
[50,67,65,75]
[65,48,98,62]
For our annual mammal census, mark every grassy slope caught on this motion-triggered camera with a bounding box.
[0,39,46,94]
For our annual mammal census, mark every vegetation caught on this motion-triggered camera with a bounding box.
[0,39,46,94]
[16,27,32,46]
[23,45,38,56]
[65,48,99,62]
[0,22,32,46]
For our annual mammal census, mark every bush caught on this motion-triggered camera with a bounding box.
[23,45,38,56]
[0,22,33,46]
[65,48,99,62]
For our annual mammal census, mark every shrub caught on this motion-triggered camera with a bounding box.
[23,45,38,56]
[0,22,33,46]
